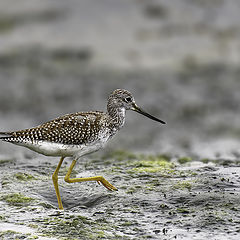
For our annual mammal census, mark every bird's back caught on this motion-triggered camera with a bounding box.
[0,111,111,157]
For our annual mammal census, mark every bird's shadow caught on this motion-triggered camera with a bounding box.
[39,187,111,210]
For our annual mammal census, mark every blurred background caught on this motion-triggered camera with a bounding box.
[0,0,240,159]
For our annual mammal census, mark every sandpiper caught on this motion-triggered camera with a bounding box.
[0,89,166,209]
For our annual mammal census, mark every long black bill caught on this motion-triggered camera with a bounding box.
[131,103,166,124]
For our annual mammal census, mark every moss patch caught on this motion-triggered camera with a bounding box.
[178,157,192,164]
[0,193,35,206]
[201,158,210,164]
[129,157,174,173]
[38,215,123,240]
[14,172,36,181]
[0,158,15,165]
[177,208,191,214]
[0,215,6,221]
[173,180,193,191]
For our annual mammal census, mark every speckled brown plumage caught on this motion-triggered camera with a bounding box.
[0,111,111,145]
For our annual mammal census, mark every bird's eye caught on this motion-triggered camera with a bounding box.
[125,97,132,102]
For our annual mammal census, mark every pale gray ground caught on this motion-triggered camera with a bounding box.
[0,0,240,239]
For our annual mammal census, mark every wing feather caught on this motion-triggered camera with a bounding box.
[0,111,108,145]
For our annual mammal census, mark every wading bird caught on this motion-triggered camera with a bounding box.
[0,89,166,209]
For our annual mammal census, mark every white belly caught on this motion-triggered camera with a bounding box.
[13,140,106,158]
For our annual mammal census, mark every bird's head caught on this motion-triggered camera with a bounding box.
[108,89,166,124]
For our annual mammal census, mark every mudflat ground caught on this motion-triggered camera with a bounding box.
[0,150,240,239]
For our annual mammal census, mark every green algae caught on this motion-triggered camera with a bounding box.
[103,151,174,177]
[0,157,15,165]
[14,172,37,181]
[177,208,191,214]
[38,202,55,209]
[0,193,35,206]
[0,230,34,240]
[178,157,192,164]
[38,215,122,240]
[0,230,18,237]
[201,158,210,164]
[0,215,6,221]
[102,149,171,163]
[120,220,136,226]
[128,158,174,173]
[173,180,193,191]
[126,185,142,194]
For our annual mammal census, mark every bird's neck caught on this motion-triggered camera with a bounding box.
[107,107,126,131]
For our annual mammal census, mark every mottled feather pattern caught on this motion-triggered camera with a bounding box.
[0,111,111,145]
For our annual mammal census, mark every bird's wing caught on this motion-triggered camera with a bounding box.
[1,111,106,145]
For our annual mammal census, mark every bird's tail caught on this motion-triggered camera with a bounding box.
[0,132,11,136]
[0,132,13,140]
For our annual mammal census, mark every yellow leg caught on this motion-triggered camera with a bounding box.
[52,156,65,210]
[64,159,118,191]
